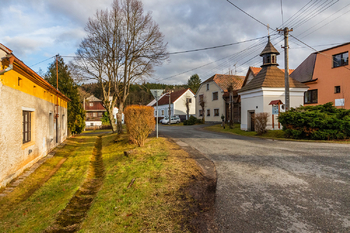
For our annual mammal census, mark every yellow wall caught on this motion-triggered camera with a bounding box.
[0,67,67,108]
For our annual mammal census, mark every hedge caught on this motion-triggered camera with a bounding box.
[278,102,350,140]
[124,105,155,146]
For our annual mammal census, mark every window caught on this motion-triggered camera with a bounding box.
[98,112,103,116]
[335,86,341,94]
[161,110,164,116]
[199,95,204,103]
[199,110,203,116]
[304,89,318,104]
[214,109,219,116]
[333,52,348,68]
[89,102,93,106]
[207,109,210,116]
[213,92,218,100]
[93,112,97,117]
[187,98,192,103]
[206,83,209,90]
[23,111,31,143]
[90,123,94,126]
[18,77,22,86]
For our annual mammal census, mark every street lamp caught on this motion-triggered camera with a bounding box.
[150,89,164,138]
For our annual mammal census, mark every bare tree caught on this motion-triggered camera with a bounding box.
[73,0,168,133]
[199,95,206,123]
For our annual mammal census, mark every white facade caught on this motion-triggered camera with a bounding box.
[152,89,195,120]
[240,87,308,131]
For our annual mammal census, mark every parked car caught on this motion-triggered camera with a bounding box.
[160,116,181,124]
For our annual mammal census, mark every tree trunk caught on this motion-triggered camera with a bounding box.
[117,103,124,134]
[107,106,117,133]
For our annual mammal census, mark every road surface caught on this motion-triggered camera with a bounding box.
[159,124,350,233]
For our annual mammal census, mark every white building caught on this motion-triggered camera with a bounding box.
[150,88,195,121]
[238,36,309,131]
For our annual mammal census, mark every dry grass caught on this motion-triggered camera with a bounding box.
[79,134,202,232]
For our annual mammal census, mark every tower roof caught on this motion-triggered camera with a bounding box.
[238,65,308,93]
[260,36,280,56]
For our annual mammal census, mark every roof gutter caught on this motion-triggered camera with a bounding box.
[0,54,15,75]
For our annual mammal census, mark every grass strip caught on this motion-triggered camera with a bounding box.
[79,134,204,232]
[0,135,96,233]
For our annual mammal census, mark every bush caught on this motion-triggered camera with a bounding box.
[278,102,350,140]
[183,116,202,125]
[124,105,155,146]
[253,112,269,135]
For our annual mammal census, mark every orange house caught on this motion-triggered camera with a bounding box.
[291,42,350,109]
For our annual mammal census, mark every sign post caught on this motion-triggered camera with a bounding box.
[269,100,283,130]
[150,89,164,138]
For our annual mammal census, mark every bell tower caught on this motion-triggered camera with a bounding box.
[260,36,280,67]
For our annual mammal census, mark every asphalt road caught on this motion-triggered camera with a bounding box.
[159,124,350,233]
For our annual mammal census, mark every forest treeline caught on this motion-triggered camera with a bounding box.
[80,82,188,106]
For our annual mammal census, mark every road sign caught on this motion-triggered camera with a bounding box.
[150,89,164,99]
[150,89,164,138]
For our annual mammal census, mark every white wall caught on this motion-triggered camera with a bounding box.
[173,89,195,119]
[240,88,308,131]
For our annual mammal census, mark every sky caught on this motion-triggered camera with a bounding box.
[1,0,350,85]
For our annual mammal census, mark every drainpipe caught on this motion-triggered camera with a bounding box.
[0,55,15,75]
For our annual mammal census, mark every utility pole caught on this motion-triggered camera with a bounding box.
[277,27,293,111]
[168,90,171,125]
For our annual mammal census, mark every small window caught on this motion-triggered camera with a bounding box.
[93,112,97,117]
[335,86,341,94]
[199,110,203,117]
[98,112,103,116]
[333,52,348,68]
[207,109,210,116]
[90,123,94,126]
[272,55,275,63]
[214,109,219,116]
[23,111,31,144]
[18,78,22,86]
[213,92,218,100]
[206,83,209,91]
[199,95,204,103]
[304,89,318,104]
[89,102,93,107]
[187,98,192,103]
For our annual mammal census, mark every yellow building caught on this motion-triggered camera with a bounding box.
[0,44,70,187]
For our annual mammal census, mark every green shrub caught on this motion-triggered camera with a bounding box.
[278,102,350,140]
[183,116,202,125]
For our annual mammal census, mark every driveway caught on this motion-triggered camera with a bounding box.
[159,124,350,233]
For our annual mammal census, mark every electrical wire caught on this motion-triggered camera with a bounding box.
[29,56,55,67]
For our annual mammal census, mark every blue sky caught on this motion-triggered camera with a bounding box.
[1,0,350,84]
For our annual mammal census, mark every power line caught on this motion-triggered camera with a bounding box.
[29,56,55,67]
[291,0,339,29]
[296,2,350,39]
[277,0,313,28]
[226,0,270,29]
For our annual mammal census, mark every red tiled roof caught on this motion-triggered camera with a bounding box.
[202,74,245,92]
[85,101,106,110]
[269,100,283,105]
[153,88,192,106]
